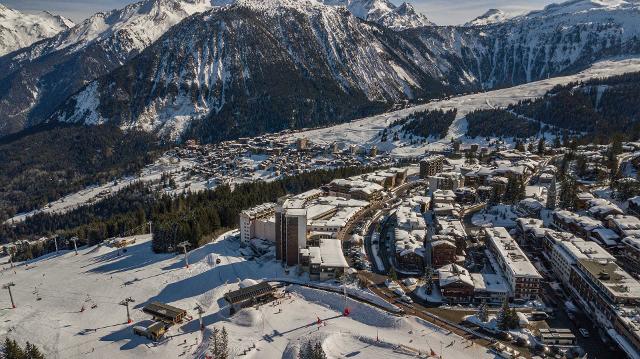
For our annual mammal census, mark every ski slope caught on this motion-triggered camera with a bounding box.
[0,232,494,358]
[290,57,640,158]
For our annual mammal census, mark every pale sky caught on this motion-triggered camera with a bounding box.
[3,0,560,25]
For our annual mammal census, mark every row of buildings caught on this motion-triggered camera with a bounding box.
[176,133,399,190]
[535,228,640,358]
[240,169,409,280]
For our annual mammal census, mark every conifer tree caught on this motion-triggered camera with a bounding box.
[24,342,45,359]
[537,138,546,155]
[477,302,489,323]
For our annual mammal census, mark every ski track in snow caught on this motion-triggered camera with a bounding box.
[0,232,493,359]
[289,57,640,157]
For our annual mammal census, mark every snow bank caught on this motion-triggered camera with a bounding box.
[231,308,263,327]
[287,285,406,328]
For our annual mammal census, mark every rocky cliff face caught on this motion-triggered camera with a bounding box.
[2,0,640,140]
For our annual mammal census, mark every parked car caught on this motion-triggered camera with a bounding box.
[393,287,405,296]
[531,311,549,320]
[578,328,590,338]
[515,337,530,347]
[400,295,413,304]
[497,331,513,342]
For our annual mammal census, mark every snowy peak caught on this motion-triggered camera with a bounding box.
[464,9,510,27]
[0,3,74,56]
[344,0,395,20]
[45,0,219,54]
[527,0,640,18]
[318,0,433,30]
[378,2,435,30]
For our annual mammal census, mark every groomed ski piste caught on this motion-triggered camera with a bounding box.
[0,231,494,359]
[289,57,640,157]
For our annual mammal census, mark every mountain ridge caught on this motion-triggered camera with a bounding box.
[51,0,640,141]
[0,3,74,56]
[2,0,640,140]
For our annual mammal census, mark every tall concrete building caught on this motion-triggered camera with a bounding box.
[275,202,307,266]
[420,155,445,179]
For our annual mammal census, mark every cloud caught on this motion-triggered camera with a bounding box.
[3,0,560,24]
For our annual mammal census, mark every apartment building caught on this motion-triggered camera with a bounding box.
[485,227,542,302]
[419,155,445,178]
[240,203,276,244]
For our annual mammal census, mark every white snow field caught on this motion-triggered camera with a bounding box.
[290,57,640,157]
[0,232,494,359]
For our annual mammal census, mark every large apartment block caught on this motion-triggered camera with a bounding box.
[275,203,307,267]
[485,227,542,302]
[419,155,445,179]
[542,230,640,358]
[240,203,276,244]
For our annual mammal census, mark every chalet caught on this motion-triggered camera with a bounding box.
[224,281,276,314]
[429,236,457,268]
[142,302,187,324]
[437,264,475,304]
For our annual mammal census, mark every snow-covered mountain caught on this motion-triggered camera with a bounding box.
[464,9,511,27]
[53,0,640,142]
[0,0,436,137]
[2,0,640,140]
[465,0,640,87]
[324,0,434,29]
[0,0,226,136]
[377,2,435,30]
[52,0,458,141]
[0,4,73,56]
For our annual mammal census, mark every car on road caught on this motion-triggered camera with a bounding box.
[578,328,590,338]
[497,331,513,342]
[515,337,530,347]
[530,311,549,320]
[402,278,418,287]
[400,295,413,304]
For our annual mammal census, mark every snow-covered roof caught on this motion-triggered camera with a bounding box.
[395,200,426,230]
[436,217,467,238]
[622,235,640,252]
[553,210,603,230]
[629,195,640,207]
[518,198,544,211]
[587,198,623,217]
[590,228,620,246]
[241,202,276,219]
[318,239,348,268]
[578,259,640,301]
[486,227,542,279]
[438,264,474,288]
[555,237,615,264]
[394,228,425,257]
[471,273,508,294]
[608,215,640,235]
